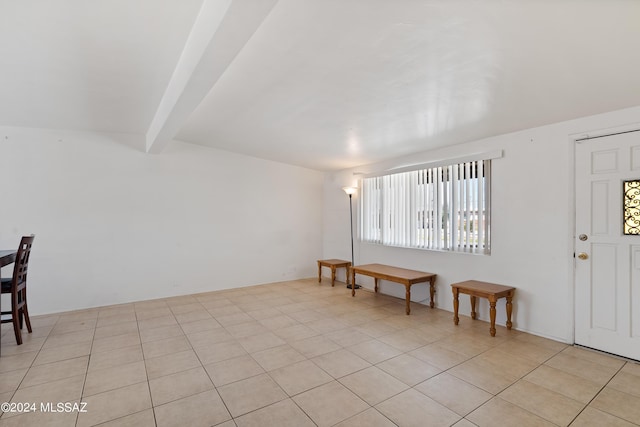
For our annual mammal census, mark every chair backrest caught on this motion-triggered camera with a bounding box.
[12,235,35,288]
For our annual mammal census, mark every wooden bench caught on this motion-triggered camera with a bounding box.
[317,259,351,287]
[350,263,437,315]
[451,280,515,336]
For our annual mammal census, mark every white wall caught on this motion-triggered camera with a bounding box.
[0,126,323,315]
[324,106,640,343]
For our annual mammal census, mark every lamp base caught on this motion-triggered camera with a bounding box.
[346,284,361,289]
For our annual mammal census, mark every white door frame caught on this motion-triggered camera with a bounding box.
[569,122,640,347]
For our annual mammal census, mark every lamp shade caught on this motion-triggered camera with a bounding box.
[342,186,357,195]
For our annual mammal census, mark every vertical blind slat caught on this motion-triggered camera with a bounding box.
[479,160,485,251]
[465,162,471,250]
[452,164,459,250]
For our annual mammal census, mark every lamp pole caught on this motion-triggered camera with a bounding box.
[348,193,354,268]
[342,187,360,289]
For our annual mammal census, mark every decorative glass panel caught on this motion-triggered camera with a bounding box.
[624,180,640,235]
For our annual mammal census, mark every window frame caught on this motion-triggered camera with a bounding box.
[358,151,500,255]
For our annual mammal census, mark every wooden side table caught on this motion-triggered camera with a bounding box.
[317,259,351,287]
[451,280,515,337]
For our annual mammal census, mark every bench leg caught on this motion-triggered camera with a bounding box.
[351,270,356,297]
[405,285,411,315]
[374,278,378,293]
[452,287,459,325]
[489,297,497,337]
[318,262,322,283]
[429,279,435,308]
[506,294,513,330]
[470,296,477,320]
[330,266,336,287]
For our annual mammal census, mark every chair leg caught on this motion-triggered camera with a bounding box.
[18,290,23,329]
[11,305,23,345]
[12,289,32,335]
[21,290,32,334]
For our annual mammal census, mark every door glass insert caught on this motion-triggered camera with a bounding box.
[624,180,640,235]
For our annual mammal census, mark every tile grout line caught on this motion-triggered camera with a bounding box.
[565,361,628,426]
[77,312,98,427]
[137,308,158,427]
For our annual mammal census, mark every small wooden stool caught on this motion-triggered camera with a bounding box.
[317,259,351,287]
[451,280,515,337]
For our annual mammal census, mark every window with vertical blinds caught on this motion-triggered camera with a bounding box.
[360,157,492,254]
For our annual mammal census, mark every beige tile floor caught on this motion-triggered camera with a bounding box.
[1,278,639,427]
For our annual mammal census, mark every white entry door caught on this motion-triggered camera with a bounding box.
[575,130,640,361]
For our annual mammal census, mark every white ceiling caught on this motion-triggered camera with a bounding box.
[0,0,203,133]
[2,0,640,171]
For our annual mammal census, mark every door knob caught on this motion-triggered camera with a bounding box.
[577,252,589,260]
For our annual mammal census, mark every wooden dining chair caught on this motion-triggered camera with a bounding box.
[1,235,35,346]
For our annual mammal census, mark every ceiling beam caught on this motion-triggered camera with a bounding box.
[145,0,278,154]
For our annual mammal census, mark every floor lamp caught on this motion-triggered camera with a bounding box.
[342,187,360,289]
